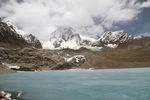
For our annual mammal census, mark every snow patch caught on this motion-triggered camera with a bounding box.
[2,63,20,69]
[134,35,142,39]
[105,44,118,48]
[8,65,20,69]
[65,55,86,63]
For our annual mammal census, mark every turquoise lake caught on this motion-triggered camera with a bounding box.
[0,68,150,100]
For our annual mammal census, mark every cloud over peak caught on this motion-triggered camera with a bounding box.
[0,0,150,40]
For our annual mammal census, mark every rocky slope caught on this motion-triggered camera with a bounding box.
[0,20,42,49]
[22,34,42,48]
[0,48,88,71]
[0,22,150,72]
[56,36,150,69]
[11,24,42,49]
[0,21,30,49]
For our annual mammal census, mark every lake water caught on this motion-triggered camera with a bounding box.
[0,68,150,100]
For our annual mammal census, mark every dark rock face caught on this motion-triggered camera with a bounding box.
[11,67,34,71]
[0,21,31,49]
[91,40,103,47]
[23,34,42,49]
[0,20,42,49]
[81,40,93,46]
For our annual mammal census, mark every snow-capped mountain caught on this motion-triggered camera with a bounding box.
[0,20,42,49]
[43,27,134,50]
[44,26,82,49]
[43,26,101,50]
[0,20,30,48]
[92,30,133,48]
[100,30,133,44]
[6,22,42,48]
[1,19,150,71]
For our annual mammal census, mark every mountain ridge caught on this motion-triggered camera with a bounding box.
[0,20,42,49]
[43,27,135,50]
[0,20,150,72]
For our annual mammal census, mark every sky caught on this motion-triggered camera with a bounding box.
[0,0,150,41]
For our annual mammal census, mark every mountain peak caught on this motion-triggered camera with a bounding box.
[48,26,81,49]
[50,26,78,41]
[99,30,133,44]
[0,20,42,49]
[44,28,134,50]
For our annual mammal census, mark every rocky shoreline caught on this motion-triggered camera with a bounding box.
[0,91,8,100]
[0,90,22,100]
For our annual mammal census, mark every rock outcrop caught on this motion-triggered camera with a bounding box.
[0,91,11,100]
[22,34,42,48]
[0,90,22,100]
[65,55,87,66]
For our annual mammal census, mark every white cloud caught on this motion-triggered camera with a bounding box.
[0,0,150,40]
[140,32,150,36]
[137,0,150,8]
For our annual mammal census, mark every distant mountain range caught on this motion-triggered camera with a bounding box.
[0,20,150,72]
[0,19,149,50]
[43,26,147,50]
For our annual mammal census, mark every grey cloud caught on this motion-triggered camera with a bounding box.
[0,0,150,41]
